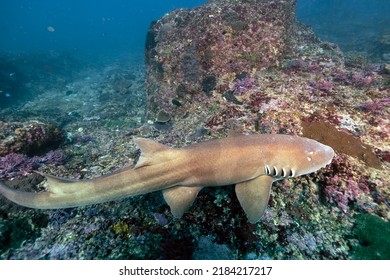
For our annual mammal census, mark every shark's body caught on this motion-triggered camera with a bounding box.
[0,134,334,223]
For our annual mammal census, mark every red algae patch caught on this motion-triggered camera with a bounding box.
[301,121,382,169]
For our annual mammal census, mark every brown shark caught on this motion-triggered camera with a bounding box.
[0,134,334,223]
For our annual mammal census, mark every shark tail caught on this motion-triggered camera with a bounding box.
[0,179,50,209]
[0,137,180,210]
[0,172,93,209]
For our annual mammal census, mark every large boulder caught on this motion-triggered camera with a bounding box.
[0,121,64,156]
[145,0,297,121]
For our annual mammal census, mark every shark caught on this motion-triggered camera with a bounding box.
[0,134,334,223]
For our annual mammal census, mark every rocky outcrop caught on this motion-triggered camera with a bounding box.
[145,0,297,120]
[0,121,64,156]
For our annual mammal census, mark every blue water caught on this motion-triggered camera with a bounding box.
[1,0,388,58]
[0,0,207,57]
[297,0,390,55]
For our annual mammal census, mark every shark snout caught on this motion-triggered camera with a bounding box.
[320,143,335,165]
[300,141,335,175]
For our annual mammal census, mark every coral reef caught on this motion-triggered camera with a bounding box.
[0,121,64,156]
[0,151,64,179]
[139,0,389,260]
[0,0,388,260]
[145,0,297,121]
[0,208,48,254]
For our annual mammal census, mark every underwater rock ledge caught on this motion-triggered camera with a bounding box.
[145,0,297,121]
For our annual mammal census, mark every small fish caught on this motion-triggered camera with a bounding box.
[47,26,55,32]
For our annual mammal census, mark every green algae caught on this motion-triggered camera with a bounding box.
[351,213,390,260]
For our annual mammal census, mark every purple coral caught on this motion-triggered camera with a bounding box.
[332,70,350,84]
[332,70,374,87]
[0,150,64,179]
[351,72,373,87]
[42,150,65,164]
[0,153,34,178]
[153,213,169,226]
[313,79,333,93]
[359,98,390,113]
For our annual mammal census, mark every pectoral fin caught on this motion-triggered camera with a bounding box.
[162,186,203,218]
[235,176,274,223]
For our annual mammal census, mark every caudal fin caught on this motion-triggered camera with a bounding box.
[0,180,46,208]
[0,172,93,209]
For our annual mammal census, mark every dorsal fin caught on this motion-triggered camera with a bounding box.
[133,138,171,168]
[134,138,168,154]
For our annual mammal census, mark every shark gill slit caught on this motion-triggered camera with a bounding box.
[264,164,295,178]
[264,165,271,175]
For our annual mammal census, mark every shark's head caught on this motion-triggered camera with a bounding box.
[261,135,335,179]
[294,138,335,176]
[236,134,335,223]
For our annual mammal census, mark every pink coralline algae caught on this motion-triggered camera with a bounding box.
[359,97,390,113]
[311,79,334,93]
[324,175,370,212]
[351,72,374,87]
[0,150,64,179]
[231,77,256,95]
[282,59,321,74]
[332,70,374,87]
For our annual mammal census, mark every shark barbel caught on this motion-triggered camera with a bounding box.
[0,134,334,223]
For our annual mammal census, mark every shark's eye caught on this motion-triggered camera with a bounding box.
[281,168,286,177]
[272,166,278,177]
[264,165,271,175]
